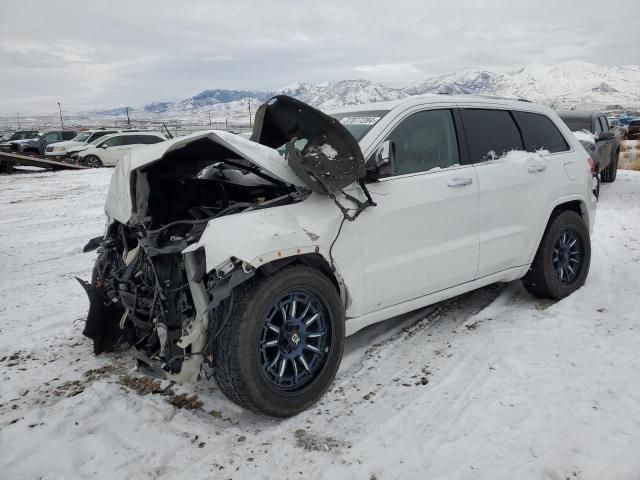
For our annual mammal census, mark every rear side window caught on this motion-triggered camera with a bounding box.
[512,111,569,153]
[140,135,164,144]
[124,135,159,144]
[594,117,603,134]
[461,109,523,162]
[599,116,609,131]
[62,131,76,140]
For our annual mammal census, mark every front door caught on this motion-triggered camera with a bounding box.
[358,109,479,314]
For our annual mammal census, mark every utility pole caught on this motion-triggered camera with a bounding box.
[125,107,131,128]
[208,112,212,126]
[58,102,64,129]
[248,98,252,129]
[16,113,21,129]
[225,117,228,129]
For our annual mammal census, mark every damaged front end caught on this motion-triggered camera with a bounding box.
[79,95,374,384]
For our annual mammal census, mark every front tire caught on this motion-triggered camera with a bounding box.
[84,155,103,168]
[522,211,591,300]
[213,265,345,417]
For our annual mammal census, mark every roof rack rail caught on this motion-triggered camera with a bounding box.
[468,94,533,103]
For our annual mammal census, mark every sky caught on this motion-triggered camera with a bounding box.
[0,0,639,115]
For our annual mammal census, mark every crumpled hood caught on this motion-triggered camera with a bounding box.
[105,129,307,224]
[105,95,366,224]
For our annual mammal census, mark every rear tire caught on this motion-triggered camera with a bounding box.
[522,211,591,300]
[84,155,103,168]
[600,149,619,183]
[213,265,345,417]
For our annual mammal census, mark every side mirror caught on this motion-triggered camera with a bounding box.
[367,140,395,177]
[101,144,109,149]
[596,131,614,142]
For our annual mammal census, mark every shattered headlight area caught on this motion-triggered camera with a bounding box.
[79,220,257,383]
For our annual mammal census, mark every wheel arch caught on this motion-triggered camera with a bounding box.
[256,253,350,310]
[528,196,592,265]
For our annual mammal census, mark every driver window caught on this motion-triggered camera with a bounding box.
[386,109,459,175]
[44,132,60,142]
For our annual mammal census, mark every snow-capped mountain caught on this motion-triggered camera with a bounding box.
[277,79,407,109]
[404,61,640,108]
[2,62,639,129]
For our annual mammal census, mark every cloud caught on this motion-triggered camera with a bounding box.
[0,0,638,114]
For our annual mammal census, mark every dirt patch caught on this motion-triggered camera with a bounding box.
[294,429,350,452]
[119,375,163,395]
[2,351,32,367]
[49,380,85,398]
[166,393,203,410]
[118,374,204,411]
[83,365,118,382]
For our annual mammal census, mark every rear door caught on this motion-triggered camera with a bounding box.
[461,107,565,277]
[358,108,479,313]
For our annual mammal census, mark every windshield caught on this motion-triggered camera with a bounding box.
[561,116,592,132]
[89,134,111,145]
[329,110,389,141]
[72,132,92,142]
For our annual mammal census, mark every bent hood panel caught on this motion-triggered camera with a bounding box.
[104,130,306,224]
[252,95,365,194]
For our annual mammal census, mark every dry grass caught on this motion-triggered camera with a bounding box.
[619,140,640,171]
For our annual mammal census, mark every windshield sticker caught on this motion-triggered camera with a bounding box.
[339,116,381,126]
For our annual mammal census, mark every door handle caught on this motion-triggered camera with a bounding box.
[447,177,473,187]
[528,164,546,173]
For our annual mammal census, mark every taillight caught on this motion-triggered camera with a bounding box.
[587,157,596,175]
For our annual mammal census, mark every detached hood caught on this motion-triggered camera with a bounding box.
[252,95,365,194]
[105,96,365,224]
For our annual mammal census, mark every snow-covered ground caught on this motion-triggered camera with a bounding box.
[1,168,640,480]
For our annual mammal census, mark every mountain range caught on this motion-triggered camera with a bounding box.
[6,61,640,128]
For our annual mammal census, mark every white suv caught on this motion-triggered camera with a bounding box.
[80,95,597,417]
[45,129,123,159]
[77,132,166,167]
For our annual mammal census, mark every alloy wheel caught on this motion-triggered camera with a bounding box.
[258,290,330,392]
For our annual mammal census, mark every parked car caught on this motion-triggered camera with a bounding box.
[628,120,640,140]
[45,129,131,159]
[80,95,596,417]
[76,132,167,167]
[16,130,76,155]
[0,130,39,150]
[558,110,620,183]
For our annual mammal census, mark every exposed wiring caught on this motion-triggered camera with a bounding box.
[329,215,347,271]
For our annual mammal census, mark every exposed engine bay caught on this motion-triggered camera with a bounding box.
[80,150,302,378]
[80,95,375,383]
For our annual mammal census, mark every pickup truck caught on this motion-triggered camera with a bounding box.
[558,110,620,183]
